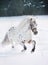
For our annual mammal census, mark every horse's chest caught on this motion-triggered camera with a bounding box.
[18,25,31,41]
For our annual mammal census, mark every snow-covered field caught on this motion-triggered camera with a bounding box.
[0,15,48,65]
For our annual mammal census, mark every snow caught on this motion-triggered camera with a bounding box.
[0,15,48,65]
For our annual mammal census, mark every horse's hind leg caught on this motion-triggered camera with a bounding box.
[21,40,27,52]
[22,45,27,52]
[31,40,36,52]
[10,39,15,48]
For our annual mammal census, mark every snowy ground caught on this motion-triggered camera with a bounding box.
[0,15,48,65]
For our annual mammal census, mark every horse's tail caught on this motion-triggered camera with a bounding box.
[1,33,10,46]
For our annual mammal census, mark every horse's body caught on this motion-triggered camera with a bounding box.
[2,16,38,52]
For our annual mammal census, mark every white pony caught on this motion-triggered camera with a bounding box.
[2,16,38,52]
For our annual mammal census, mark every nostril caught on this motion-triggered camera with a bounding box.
[34,31,38,35]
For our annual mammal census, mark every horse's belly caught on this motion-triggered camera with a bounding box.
[13,31,32,44]
[8,27,32,44]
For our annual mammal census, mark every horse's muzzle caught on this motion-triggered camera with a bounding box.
[34,31,38,35]
[32,28,38,35]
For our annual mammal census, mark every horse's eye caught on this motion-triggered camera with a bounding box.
[34,21,36,24]
[33,21,37,26]
[30,18,32,20]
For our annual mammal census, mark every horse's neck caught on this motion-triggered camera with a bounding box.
[17,18,30,31]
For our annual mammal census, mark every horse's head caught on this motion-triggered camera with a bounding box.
[30,17,38,35]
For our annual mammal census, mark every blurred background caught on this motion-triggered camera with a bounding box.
[0,0,48,16]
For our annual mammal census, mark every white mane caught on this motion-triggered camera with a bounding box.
[17,16,36,30]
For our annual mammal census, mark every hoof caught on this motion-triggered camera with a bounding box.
[12,46,14,48]
[31,44,35,53]
[31,48,35,53]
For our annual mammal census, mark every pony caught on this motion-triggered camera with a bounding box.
[2,16,38,52]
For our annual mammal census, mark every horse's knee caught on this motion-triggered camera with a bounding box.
[28,40,32,44]
[32,40,36,45]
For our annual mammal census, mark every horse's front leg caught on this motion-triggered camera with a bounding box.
[21,40,27,52]
[31,40,36,53]
[28,40,36,52]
